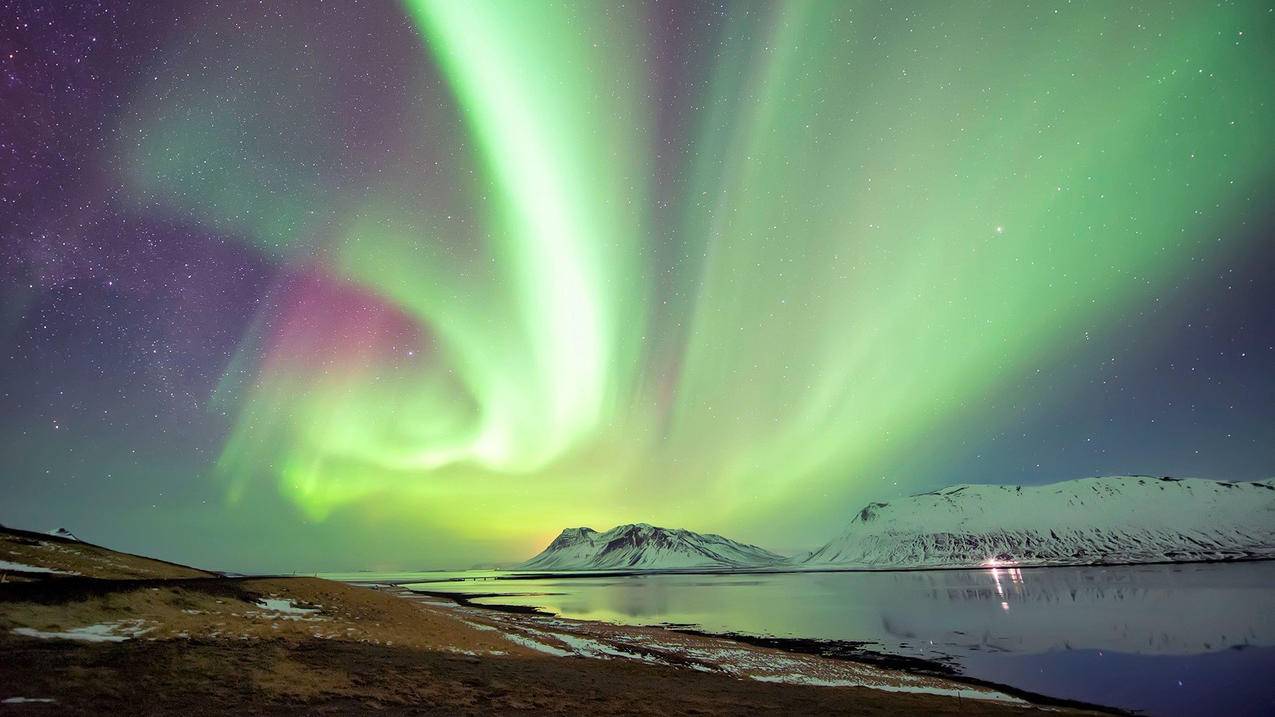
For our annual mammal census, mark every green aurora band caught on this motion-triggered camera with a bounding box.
[122,1,1274,554]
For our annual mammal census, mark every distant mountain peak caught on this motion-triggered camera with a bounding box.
[522,523,786,571]
[48,527,80,541]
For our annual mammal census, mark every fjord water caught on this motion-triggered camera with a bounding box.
[403,561,1275,716]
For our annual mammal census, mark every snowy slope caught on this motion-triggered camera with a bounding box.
[521,523,787,570]
[804,476,1275,568]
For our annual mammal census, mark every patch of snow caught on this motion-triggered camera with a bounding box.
[749,674,1022,703]
[12,620,152,643]
[460,620,498,632]
[255,598,321,619]
[0,560,72,575]
[502,632,573,657]
[750,673,864,687]
[551,632,658,661]
[876,683,1025,703]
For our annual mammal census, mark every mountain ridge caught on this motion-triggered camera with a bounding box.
[803,475,1275,568]
[520,523,787,570]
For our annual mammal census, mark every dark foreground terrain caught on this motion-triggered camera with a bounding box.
[0,525,1110,715]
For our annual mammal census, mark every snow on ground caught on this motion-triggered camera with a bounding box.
[501,632,574,657]
[750,674,1022,702]
[549,631,659,661]
[12,619,153,643]
[0,559,74,575]
[254,597,322,619]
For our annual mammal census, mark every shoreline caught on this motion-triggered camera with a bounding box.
[667,629,1123,715]
[404,585,1124,715]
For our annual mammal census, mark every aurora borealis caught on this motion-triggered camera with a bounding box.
[2,1,1273,572]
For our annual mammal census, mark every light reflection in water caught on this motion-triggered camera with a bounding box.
[989,566,1025,611]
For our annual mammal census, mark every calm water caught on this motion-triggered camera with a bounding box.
[340,562,1275,715]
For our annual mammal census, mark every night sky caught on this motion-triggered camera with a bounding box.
[2,1,1272,573]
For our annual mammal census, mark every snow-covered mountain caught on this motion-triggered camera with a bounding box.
[48,527,80,541]
[804,476,1275,568]
[521,523,787,570]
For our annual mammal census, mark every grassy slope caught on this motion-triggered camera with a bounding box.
[1,525,213,580]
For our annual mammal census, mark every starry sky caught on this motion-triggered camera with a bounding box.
[2,1,1273,573]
